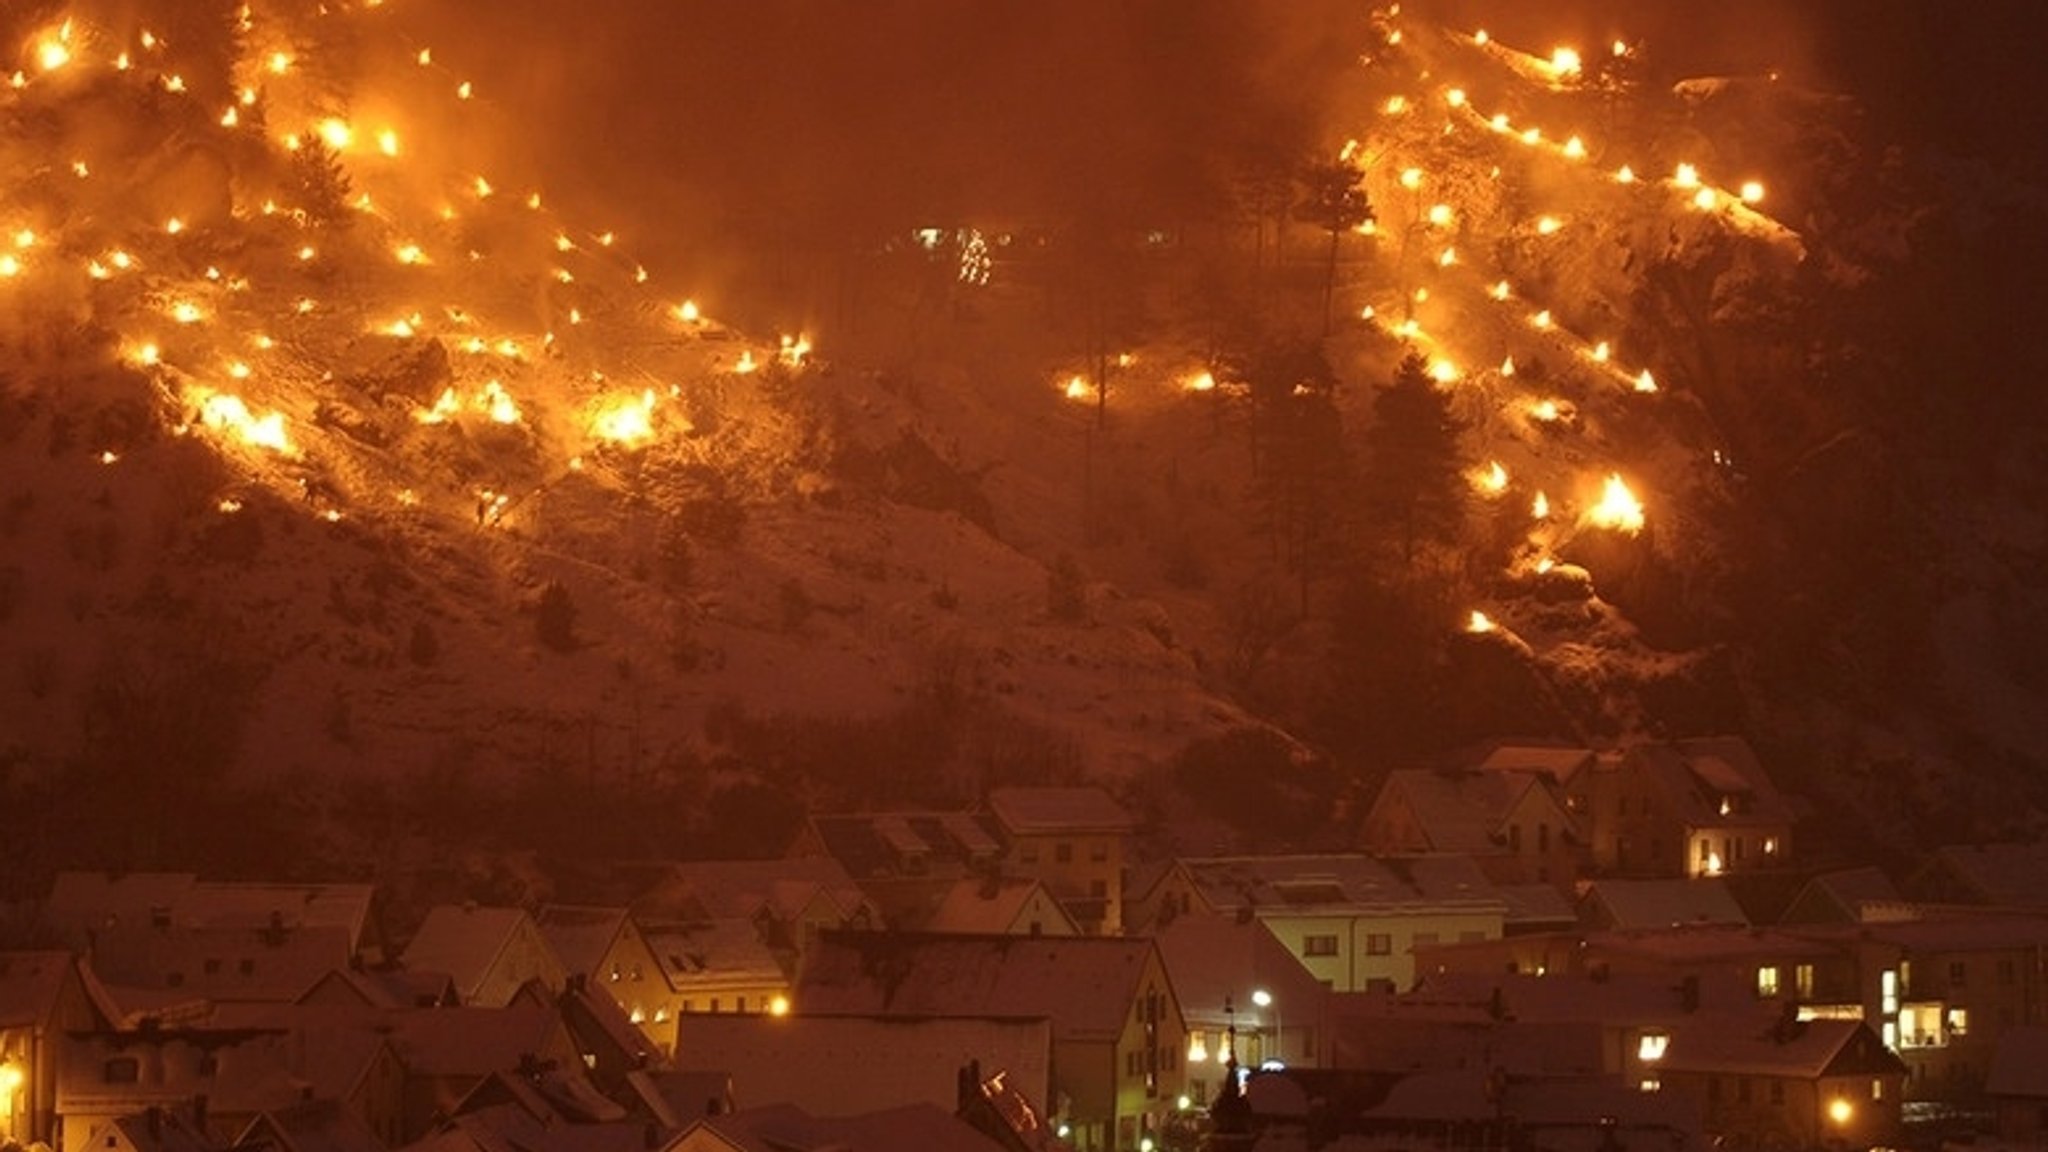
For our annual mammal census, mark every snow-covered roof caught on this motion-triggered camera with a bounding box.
[1927,843,2048,909]
[45,874,377,958]
[1153,915,1323,1028]
[651,857,871,925]
[668,1013,1053,1119]
[236,1096,390,1152]
[1625,737,1794,830]
[1175,854,1508,917]
[1373,770,1570,854]
[793,931,1164,1041]
[644,919,786,989]
[535,906,631,979]
[1582,879,1749,930]
[924,876,1075,936]
[678,1101,1009,1152]
[985,787,1131,835]
[384,1001,568,1077]
[0,950,80,1027]
[83,921,355,1006]
[401,905,546,1001]
[1659,1016,1904,1079]
[801,812,1005,882]
[1471,742,1598,783]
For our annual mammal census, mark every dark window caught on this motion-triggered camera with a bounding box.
[1056,842,1073,863]
[204,958,222,975]
[104,1057,140,1084]
[1950,961,1968,988]
[1304,934,1338,956]
[1366,933,1393,956]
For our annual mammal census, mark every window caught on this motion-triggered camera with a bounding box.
[204,957,222,975]
[1366,933,1393,956]
[239,958,256,976]
[1056,842,1073,863]
[736,996,747,1012]
[1303,934,1339,957]
[709,997,721,1012]
[1871,1078,1884,1101]
[1639,1078,1661,1093]
[104,1057,140,1083]
[1949,960,1968,988]
[1796,963,1815,999]
[1508,825,1522,851]
[1637,1032,1669,1061]
[1756,966,1781,997]
[1946,1008,1969,1036]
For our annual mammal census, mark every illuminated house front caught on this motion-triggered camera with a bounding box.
[1594,738,1794,879]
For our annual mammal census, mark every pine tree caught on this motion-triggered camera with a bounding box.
[1295,160,1373,334]
[1358,354,1467,565]
[289,137,352,228]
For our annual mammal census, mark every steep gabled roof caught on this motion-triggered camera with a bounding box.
[535,906,631,980]
[678,1101,1008,1152]
[1174,854,1508,918]
[793,932,1163,1041]
[401,906,553,1002]
[0,949,82,1027]
[644,919,785,991]
[235,1097,389,1152]
[650,858,871,925]
[925,877,1076,936]
[985,787,1131,836]
[1582,879,1749,930]
[1660,1016,1905,1079]
[1627,737,1795,830]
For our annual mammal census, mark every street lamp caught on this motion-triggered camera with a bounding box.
[1251,989,1282,1065]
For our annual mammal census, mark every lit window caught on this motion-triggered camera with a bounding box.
[1946,1008,1969,1036]
[1757,966,1781,997]
[1871,1078,1884,1100]
[1637,1032,1669,1061]
[1796,964,1815,999]
[1638,1078,1661,1093]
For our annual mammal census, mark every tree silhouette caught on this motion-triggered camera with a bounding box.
[1295,160,1374,334]
[1358,354,1467,565]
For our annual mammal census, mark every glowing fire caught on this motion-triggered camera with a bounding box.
[198,393,292,454]
[1635,370,1659,393]
[1585,474,1646,534]
[1740,181,1766,204]
[1549,46,1583,77]
[591,390,658,445]
[1532,491,1551,519]
[1185,371,1217,393]
[1467,610,1497,634]
[1470,461,1509,494]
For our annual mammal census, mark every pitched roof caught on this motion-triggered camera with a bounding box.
[235,1097,389,1152]
[985,787,1131,835]
[84,922,355,1005]
[1153,916,1324,1029]
[46,874,375,957]
[401,906,542,1000]
[1582,879,1750,930]
[797,814,1001,883]
[1375,768,1579,856]
[1928,843,2048,909]
[680,1101,1009,1152]
[925,877,1075,936]
[1470,743,1599,783]
[644,920,786,990]
[1660,1016,1905,1078]
[1626,738,1795,829]
[0,950,81,1027]
[535,906,631,979]
[647,858,870,924]
[1174,854,1508,917]
[1782,866,1905,923]
[793,932,1162,1040]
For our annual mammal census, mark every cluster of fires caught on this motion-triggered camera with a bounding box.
[2,0,814,535]
[3,0,1802,651]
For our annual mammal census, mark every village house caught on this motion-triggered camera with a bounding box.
[1152,914,1329,1094]
[1363,749,1590,887]
[792,931,1184,1152]
[1133,854,1507,993]
[45,875,382,965]
[0,951,100,1148]
[651,857,881,965]
[668,1013,1054,1123]
[645,919,790,1023]
[1590,737,1796,879]
[984,787,1133,936]
[1655,1015,1906,1150]
[535,906,673,1047]
[400,906,568,1008]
